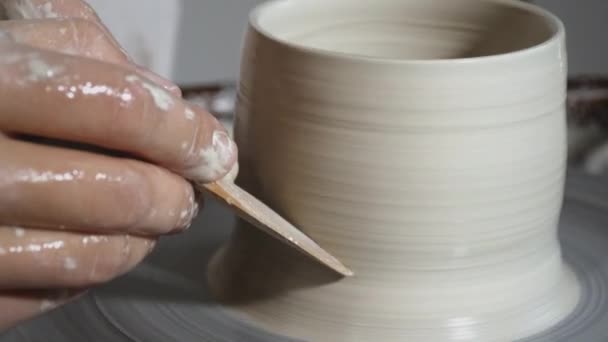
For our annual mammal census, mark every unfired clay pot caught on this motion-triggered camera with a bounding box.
[208,0,579,340]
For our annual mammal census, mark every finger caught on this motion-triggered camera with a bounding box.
[43,0,183,96]
[0,19,181,96]
[2,0,121,52]
[0,226,155,289]
[0,289,85,330]
[0,137,198,234]
[1,0,127,64]
[2,0,97,20]
[0,18,129,63]
[0,45,237,183]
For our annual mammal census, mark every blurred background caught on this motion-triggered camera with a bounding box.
[86,0,262,84]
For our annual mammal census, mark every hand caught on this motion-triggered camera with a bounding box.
[0,0,237,329]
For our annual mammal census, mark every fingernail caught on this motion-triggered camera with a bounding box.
[191,200,200,220]
[135,65,182,97]
[213,130,237,166]
[183,129,238,184]
[172,184,199,232]
[144,238,156,253]
[122,237,154,273]
[40,289,86,313]
[175,200,198,232]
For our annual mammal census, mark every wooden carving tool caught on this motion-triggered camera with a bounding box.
[200,181,353,277]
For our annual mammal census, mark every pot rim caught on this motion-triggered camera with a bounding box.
[248,0,565,66]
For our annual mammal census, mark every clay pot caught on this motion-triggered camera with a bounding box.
[208,0,578,340]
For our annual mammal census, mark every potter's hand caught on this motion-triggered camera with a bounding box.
[0,0,237,330]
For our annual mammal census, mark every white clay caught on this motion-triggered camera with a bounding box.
[81,235,107,245]
[4,240,64,254]
[13,169,84,184]
[2,0,59,19]
[2,0,39,19]
[14,228,25,237]
[184,107,195,120]
[63,257,77,270]
[208,0,578,341]
[40,2,58,18]
[125,74,174,111]
[27,57,64,82]
[39,299,56,312]
[39,290,70,312]
[184,130,235,182]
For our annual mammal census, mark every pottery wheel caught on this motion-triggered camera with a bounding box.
[1,168,608,342]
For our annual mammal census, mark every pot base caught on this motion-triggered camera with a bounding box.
[207,225,580,342]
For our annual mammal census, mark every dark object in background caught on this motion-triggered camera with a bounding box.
[566,75,608,171]
[568,76,608,128]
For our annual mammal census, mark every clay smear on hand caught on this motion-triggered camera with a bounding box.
[125,74,174,111]
[2,0,59,19]
[184,130,237,183]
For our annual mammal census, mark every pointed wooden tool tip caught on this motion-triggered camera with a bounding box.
[201,181,354,277]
